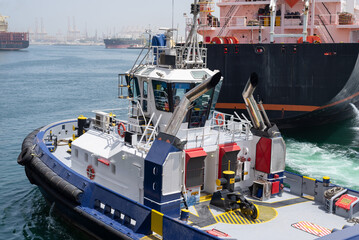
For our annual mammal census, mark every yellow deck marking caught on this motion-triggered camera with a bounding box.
[303,176,316,181]
[230,211,240,224]
[213,204,277,225]
[190,206,199,217]
[200,194,213,202]
[227,213,236,224]
[303,224,323,232]
[223,213,231,223]
[141,235,162,240]
[303,195,315,201]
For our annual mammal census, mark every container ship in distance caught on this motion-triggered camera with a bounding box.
[0,13,29,50]
[197,0,359,129]
[104,37,143,49]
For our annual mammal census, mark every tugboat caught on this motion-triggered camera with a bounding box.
[18,1,359,239]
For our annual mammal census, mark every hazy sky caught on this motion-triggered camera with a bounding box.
[0,0,211,37]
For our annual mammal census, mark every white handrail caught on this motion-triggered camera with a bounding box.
[145,114,162,149]
[138,112,155,144]
[179,110,252,149]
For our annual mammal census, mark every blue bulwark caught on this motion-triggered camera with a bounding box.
[144,138,182,218]
[317,224,359,239]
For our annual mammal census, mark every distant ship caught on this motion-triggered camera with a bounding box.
[196,0,359,129]
[104,37,143,49]
[0,13,29,50]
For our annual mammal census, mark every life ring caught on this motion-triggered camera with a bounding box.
[117,122,126,138]
[86,165,95,180]
[215,113,225,126]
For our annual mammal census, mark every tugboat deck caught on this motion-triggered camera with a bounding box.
[188,192,352,239]
[51,137,354,240]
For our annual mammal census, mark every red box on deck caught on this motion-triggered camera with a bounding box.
[335,194,358,210]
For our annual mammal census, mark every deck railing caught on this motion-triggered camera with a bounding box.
[179,110,252,149]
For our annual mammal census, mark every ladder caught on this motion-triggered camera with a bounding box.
[217,0,241,37]
[118,74,129,99]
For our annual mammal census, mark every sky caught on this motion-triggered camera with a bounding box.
[0,0,213,37]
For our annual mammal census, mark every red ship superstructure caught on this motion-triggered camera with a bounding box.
[0,13,29,50]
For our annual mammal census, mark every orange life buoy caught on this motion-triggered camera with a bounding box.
[215,113,225,126]
[117,122,126,138]
[86,165,95,180]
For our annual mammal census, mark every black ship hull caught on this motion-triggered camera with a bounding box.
[104,38,142,49]
[0,40,29,50]
[207,43,359,129]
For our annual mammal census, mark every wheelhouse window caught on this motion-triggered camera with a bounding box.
[172,83,191,109]
[151,80,213,121]
[126,76,140,99]
[188,88,214,128]
[143,81,148,112]
[143,81,148,98]
[152,80,170,112]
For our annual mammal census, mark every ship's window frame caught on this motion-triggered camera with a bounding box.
[84,152,88,162]
[142,80,148,112]
[190,71,208,79]
[171,82,192,111]
[126,76,140,99]
[187,86,214,128]
[152,80,171,112]
[143,81,148,98]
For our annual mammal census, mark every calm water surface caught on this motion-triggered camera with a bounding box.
[1,45,358,239]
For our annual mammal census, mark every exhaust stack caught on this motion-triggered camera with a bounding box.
[242,73,266,130]
[164,71,222,136]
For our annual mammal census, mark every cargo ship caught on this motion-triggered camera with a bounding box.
[104,37,143,49]
[0,13,29,50]
[196,0,359,129]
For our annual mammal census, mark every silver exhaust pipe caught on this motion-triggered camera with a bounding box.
[242,73,266,130]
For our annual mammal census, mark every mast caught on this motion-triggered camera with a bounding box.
[181,0,205,69]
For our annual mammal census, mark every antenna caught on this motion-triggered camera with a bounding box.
[172,0,174,30]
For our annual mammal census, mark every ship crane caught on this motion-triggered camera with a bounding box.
[269,0,309,43]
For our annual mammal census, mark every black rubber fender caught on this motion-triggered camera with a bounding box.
[21,127,42,150]
[25,166,36,184]
[19,127,83,204]
[17,147,34,166]
[28,156,83,204]
[18,127,42,166]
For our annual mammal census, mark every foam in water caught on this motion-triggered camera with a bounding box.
[350,103,359,124]
[286,138,359,191]
[285,103,359,191]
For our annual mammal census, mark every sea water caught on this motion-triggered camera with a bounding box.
[1,45,358,239]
